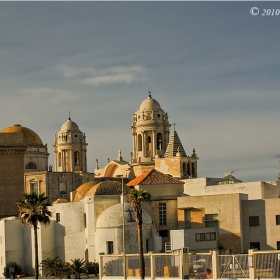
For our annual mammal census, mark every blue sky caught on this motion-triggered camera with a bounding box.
[1,2,280,182]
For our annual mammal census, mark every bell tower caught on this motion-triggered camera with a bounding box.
[54,117,88,172]
[131,93,171,174]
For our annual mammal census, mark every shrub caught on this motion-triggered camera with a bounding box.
[85,261,99,276]
[3,262,23,279]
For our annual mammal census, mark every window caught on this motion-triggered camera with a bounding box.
[84,213,87,228]
[26,162,37,169]
[196,233,205,242]
[205,214,218,228]
[250,242,260,250]
[74,151,80,166]
[276,215,280,225]
[206,232,216,241]
[159,203,167,226]
[249,216,259,227]
[30,182,39,193]
[107,241,114,254]
[277,241,280,250]
[56,213,60,222]
[159,230,168,238]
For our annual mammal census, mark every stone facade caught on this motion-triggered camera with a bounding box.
[0,133,27,218]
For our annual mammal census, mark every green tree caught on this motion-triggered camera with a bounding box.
[128,189,151,280]
[17,192,51,279]
[70,258,88,279]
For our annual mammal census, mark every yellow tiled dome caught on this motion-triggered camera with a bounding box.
[1,124,43,145]
[73,181,98,202]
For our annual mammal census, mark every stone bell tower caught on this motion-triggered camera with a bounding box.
[131,93,171,176]
[54,117,88,172]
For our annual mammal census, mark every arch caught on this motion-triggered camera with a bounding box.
[104,163,119,177]
[58,152,62,167]
[137,134,142,152]
[157,133,162,150]
[187,162,191,177]
[192,162,195,177]
[26,162,37,169]
[147,136,151,151]
[74,151,80,166]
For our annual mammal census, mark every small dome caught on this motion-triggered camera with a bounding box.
[0,124,43,145]
[60,118,80,133]
[139,94,161,111]
[96,203,152,228]
[74,181,98,202]
[74,180,130,202]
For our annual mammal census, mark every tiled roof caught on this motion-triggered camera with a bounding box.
[164,130,187,157]
[127,169,184,187]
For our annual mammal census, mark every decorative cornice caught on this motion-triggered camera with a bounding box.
[0,147,27,155]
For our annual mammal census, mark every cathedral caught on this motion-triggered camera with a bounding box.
[0,93,197,204]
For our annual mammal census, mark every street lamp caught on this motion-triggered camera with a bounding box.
[118,167,131,279]
[122,174,127,279]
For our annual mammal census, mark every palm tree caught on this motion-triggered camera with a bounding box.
[17,192,51,279]
[70,258,87,279]
[41,256,63,278]
[128,189,151,280]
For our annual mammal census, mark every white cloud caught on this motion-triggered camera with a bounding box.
[55,64,147,86]
[21,88,79,103]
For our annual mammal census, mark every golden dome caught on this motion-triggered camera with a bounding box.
[73,181,98,202]
[1,124,43,145]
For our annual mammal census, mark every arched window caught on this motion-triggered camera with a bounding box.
[137,134,142,152]
[157,133,162,150]
[147,136,151,151]
[58,152,62,167]
[74,151,80,166]
[192,162,195,177]
[26,162,37,169]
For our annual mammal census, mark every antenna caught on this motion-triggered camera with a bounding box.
[68,111,71,120]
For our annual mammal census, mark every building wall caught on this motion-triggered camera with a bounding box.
[242,198,280,252]
[0,133,26,218]
[177,193,246,253]
[24,171,95,203]
[183,178,280,200]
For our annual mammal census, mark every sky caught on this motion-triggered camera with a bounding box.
[0,1,280,182]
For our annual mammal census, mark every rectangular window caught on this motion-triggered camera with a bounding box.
[250,242,260,250]
[249,216,259,227]
[196,233,205,242]
[205,214,218,228]
[30,182,39,194]
[107,241,114,254]
[56,213,60,223]
[159,203,167,226]
[276,215,280,225]
[206,232,216,241]
[277,241,280,250]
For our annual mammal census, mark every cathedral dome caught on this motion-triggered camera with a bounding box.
[60,118,80,132]
[139,94,161,111]
[0,124,43,145]
[96,202,152,228]
[74,181,98,202]
[74,180,129,202]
